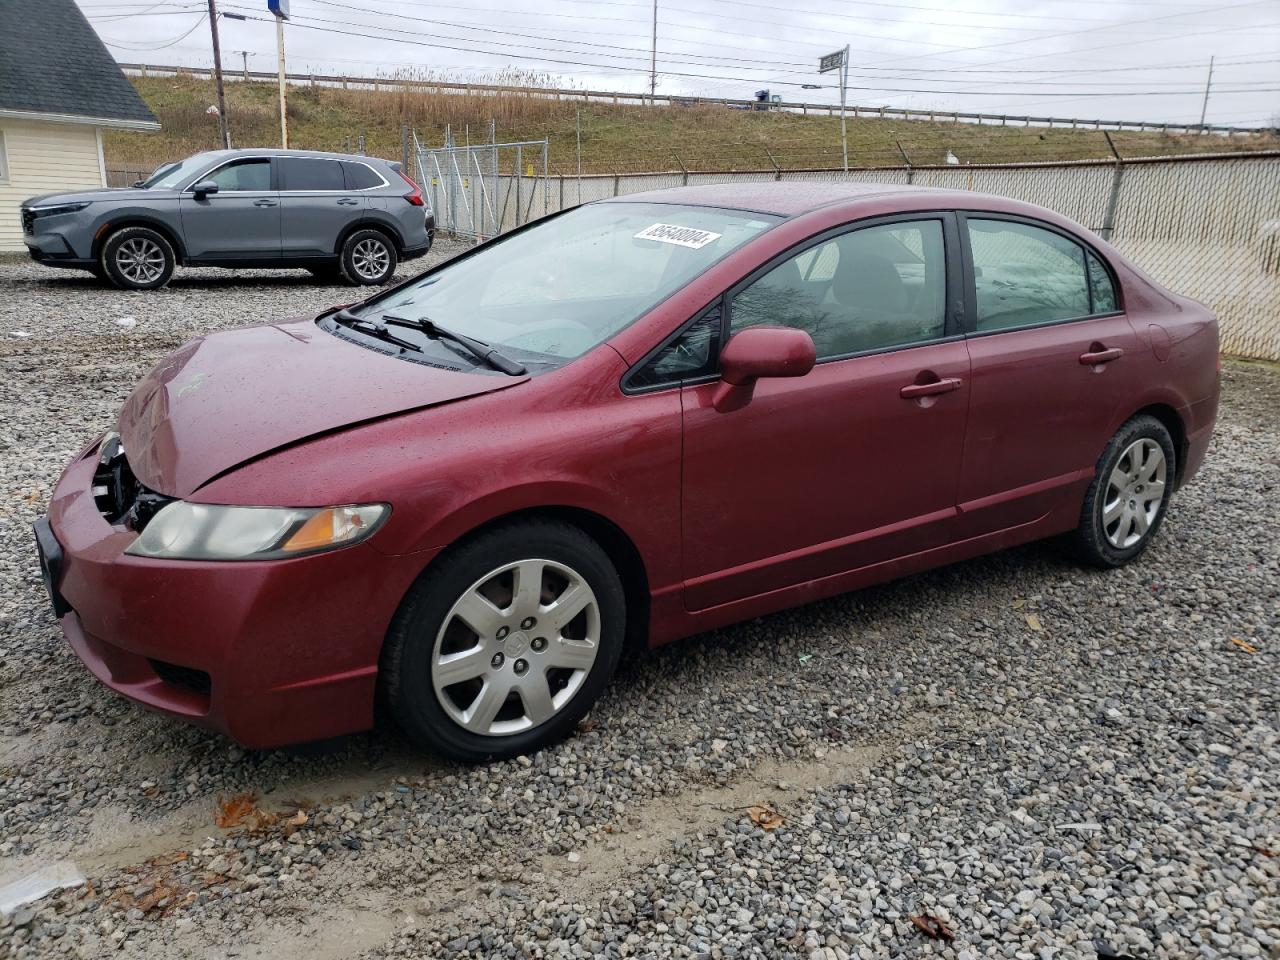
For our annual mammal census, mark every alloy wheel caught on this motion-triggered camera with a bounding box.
[115,237,166,284]
[352,238,390,280]
[431,558,600,737]
[1102,438,1166,549]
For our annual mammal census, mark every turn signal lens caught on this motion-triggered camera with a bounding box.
[281,505,386,553]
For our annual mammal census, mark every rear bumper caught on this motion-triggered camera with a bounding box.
[1180,392,1218,487]
[41,451,431,749]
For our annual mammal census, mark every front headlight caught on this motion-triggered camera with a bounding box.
[124,502,389,561]
[29,202,92,218]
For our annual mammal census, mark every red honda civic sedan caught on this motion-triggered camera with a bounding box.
[35,182,1219,761]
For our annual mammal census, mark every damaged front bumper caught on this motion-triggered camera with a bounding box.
[37,445,431,749]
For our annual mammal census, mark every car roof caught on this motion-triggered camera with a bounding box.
[607,180,968,218]
[200,148,392,164]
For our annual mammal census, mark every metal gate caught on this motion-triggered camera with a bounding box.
[415,132,550,241]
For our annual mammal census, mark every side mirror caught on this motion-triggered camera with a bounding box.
[191,179,219,199]
[713,326,816,412]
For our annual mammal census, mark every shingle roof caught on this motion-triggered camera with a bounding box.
[0,0,159,127]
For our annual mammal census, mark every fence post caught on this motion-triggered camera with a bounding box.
[514,145,523,227]
[764,147,781,181]
[896,141,914,184]
[613,167,620,197]
[1100,131,1124,242]
[401,125,409,170]
[673,153,689,186]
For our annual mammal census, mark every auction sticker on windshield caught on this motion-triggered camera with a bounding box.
[634,223,723,249]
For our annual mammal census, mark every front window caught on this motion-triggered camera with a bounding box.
[142,153,223,190]
[362,202,778,362]
[206,158,271,192]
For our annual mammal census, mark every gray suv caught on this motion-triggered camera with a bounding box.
[20,149,435,290]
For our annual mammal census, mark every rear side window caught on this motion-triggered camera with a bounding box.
[279,157,345,191]
[1087,251,1118,313]
[967,218,1090,332]
[205,158,270,192]
[343,162,383,190]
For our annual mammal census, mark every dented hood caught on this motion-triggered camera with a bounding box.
[119,319,524,497]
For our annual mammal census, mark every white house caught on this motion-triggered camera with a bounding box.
[0,0,159,252]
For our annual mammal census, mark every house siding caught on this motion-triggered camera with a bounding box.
[0,117,104,252]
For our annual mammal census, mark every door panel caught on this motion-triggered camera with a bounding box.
[178,157,280,260]
[680,340,970,610]
[955,316,1140,536]
[277,156,367,257]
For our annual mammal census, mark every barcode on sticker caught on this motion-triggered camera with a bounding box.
[634,223,722,249]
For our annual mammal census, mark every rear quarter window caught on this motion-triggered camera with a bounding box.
[343,162,383,190]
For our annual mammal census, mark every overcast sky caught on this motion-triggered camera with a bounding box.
[77,0,1280,128]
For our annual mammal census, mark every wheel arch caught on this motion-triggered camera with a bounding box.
[336,218,404,256]
[1130,402,1188,489]
[409,505,652,652]
[93,217,187,265]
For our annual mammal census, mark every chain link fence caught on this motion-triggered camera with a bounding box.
[428,151,1278,360]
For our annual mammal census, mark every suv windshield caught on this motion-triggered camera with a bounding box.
[142,153,223,189]
[362,202,778,361]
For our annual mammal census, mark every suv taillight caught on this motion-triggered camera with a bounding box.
[398,169,424,207]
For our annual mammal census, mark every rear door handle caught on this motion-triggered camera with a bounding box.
[899,377,963,399]
[1079,347,1123,366]
[253,198,277,207]
[337,197,359,205]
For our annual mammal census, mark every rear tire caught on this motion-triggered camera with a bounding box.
[339,229,397,285]
[381,520,625,762]
[1072,414,1177,568]
[100,226,175,291]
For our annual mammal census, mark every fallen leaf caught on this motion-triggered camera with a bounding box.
[1026,613,1043,631]
[911,914,955,941]
[1230,637,1258,654]
[1011,598,1025,609]
[214,792,257,829]
[746,804,784,830]
[576,718,597,734]
[146,851,189,867]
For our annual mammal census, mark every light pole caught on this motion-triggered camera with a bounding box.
[818,46,849,173]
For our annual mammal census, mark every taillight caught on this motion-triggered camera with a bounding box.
[398,169,424,206]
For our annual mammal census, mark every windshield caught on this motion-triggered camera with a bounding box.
[142,153,221,189]
[362,202,778,360]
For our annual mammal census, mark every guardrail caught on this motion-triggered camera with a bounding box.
[117,62,1260,136]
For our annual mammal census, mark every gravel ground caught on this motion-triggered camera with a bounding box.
[0,251,1276,960]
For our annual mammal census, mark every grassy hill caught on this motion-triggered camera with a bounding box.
[103,74,1280,178]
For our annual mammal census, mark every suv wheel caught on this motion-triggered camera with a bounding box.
[100,226,175,291]
[380,520,626,762]
[340,229,397,285]
[1073,414,1177,568]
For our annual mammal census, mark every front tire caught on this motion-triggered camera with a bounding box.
[1073,414,1177,568]
[100,226,175,291]
[339,229,398,285]
[381,521,626,762]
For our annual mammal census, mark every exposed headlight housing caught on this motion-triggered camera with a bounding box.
[124,502,389,561]
[28,202,92,218]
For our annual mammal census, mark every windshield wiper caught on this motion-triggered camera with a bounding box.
[329,308,421,353]
[381,314,526,376]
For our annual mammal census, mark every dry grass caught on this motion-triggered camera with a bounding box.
[103,72,1280,178]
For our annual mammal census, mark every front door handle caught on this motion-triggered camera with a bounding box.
[1079,346,1123,366]
[337,197,359,205]
[253,198,277,207]
[900,377,963,400]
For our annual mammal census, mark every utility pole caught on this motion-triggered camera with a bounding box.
[648,0,657,102]
[1198,55,1215,131]
[206,0,231,148]
[275,11,289,147]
